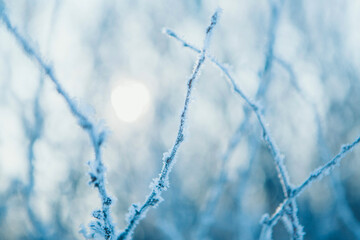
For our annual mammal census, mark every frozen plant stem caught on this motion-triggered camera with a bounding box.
[0,9,115,240]
[261,134,360,234]
[117,9,221,240]
[192,2,292,237]
[318,124,360,239]
[278,56,360,239]
[165,28,304,239]
[163,30,293,194]
[294,136,360,196]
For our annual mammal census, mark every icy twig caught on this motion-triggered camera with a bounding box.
[117,9,222,240]
[0,8,115,239]
[260,134,360,236]
[165,25,303,239]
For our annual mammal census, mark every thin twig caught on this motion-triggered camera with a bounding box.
[261,134,360,232]
[165,26,304,239]
[0,8,115,239]
[117,9,222,240]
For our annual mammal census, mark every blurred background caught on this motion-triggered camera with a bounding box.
[1,0,360,239]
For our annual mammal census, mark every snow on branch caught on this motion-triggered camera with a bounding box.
[117,8,222,240]
[276,56,360,238]
[294,136,360,196]
[192,3,286,235]
[165,10,360,239]
[2,2,359,239]
[0,7,115,240]
[164,26,304,240]
[260,134,360,238]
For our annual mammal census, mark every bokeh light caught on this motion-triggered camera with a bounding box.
[111,81,150,122]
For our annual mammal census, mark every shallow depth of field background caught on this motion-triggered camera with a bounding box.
[1,0,360,239]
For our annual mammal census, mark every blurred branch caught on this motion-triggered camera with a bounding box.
[156,219,184,240]
[21,77,46,238]
[194,119,249,239]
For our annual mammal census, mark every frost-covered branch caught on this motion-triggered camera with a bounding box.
[117,9,221,240]
[261,133,360,237]
[277,56,360,239]
[164,30,293,190]
[193,21,281,236]
[164,30,293,195]
[165,22,304,239]
[0,7,115,240]
[176,3,300,238]
[294,136,360,196]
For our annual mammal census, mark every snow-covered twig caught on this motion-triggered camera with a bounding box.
[117,9,222,240]
[276,55,360,239]
[165,21,304,239]
[260,133,360,237]
[0,7,115,240]
[163,30,293,192]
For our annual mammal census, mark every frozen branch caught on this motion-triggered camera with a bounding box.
[294,136,360,196]
[0,7,115,240]
[165,20,304,239]
[164,29,292,195]
[117,9,222,240]
[261,133,360,237]
[277,55,360,239]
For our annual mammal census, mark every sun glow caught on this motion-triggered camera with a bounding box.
[111,81,150,122]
